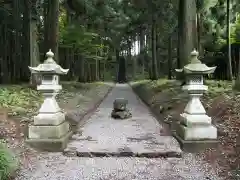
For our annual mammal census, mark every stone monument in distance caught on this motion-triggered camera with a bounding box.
[174,49,217,151]
[26,49,72,151]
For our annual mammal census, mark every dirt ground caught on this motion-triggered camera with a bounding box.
[132,80,240,180]
[0,82,113,179]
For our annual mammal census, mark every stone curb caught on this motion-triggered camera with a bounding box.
[75,84,114,129]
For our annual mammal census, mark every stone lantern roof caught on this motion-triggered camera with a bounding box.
[176,49,216,74]
[29,49,69,75]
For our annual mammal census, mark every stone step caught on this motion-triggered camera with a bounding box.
[63,135,182,158]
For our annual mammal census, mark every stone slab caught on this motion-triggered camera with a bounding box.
[64,84,182,158]
[26,131,73,152]
[33,111,65,125]
[28,121,70,139]
[64,135,182,158]
[173,132,218,153]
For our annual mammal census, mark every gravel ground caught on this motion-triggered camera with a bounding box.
[15,152,221,180]
[13,83,222,180]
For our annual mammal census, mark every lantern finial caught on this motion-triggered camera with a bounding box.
[190,49,201,64]
[45,49,56,64]
[46,49,54,58]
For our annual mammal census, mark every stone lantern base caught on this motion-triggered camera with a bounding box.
[26,110,73,151]
[173,113,218,152]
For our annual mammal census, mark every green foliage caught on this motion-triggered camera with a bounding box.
[231,15,240,44]
[59,6,110,61]
[0,140,19,180]
[60,23,108,60]
[0,86,42,115]
[199,0,239,51]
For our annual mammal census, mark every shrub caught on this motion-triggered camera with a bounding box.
[0,140,19,180]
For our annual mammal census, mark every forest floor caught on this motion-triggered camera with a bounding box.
[0,81,113,179]
[131,79,240,180]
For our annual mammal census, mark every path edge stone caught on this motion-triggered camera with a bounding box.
[69,83,114,133]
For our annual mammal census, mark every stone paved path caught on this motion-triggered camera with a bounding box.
[64,84,182,157]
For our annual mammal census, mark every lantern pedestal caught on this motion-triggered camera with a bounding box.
[27,95,72,151]
[26,130,73,152]
[26,50,72,151]
[177,114,217,140]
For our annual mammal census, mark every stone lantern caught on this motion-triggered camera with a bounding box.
[174,49,217,148]
[26,49,72,151]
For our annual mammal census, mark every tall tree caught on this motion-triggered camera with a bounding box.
[227,0,233,80]
[178,0,197,68]
[44,0,60,61]
[151,12,158,80]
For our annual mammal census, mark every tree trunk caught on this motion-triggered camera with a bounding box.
[140,27,145,76]
[177,0,183,69]
[168,35,173,80]
[127,38,134,79]
[178,0,196,68]
[44,0,59,61]
[196,11,202,55]
[103,61,106,80]
[29,20,41,85]
[78,58,85,82]
[156,33,161,73]
[29,0,41,86]
[115,48,120,82]
[227,0,233,80]
[151,15,158,80]
[1,24,9,83]
[238,50,240,79]
[22,0,31,82]
[12,0,22,83]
